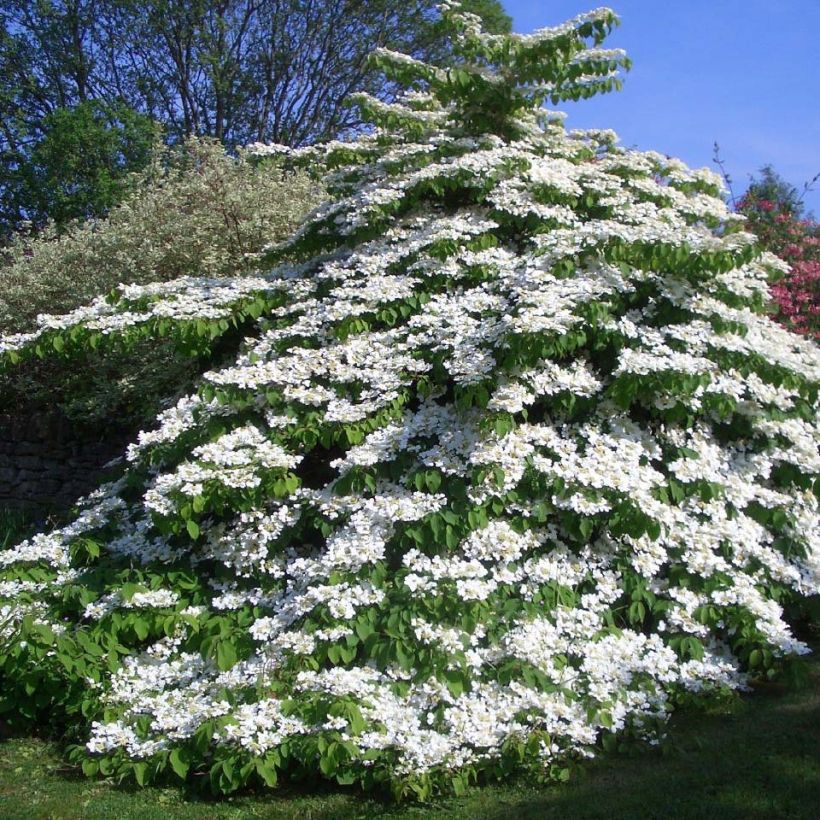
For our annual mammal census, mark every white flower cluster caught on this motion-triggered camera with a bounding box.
[0,275,295,358]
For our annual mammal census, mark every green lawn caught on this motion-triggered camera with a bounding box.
[1,646,818,820]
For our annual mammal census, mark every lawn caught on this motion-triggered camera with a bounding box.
[1,641,817,820]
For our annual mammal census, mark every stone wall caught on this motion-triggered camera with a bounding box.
[0,413,129,512]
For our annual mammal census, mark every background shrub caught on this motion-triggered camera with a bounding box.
[0,137,322,332]
[736,167,819,340]
[0,137,323,434]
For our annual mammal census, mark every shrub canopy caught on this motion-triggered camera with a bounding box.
[0,2,818,801]
[0,137,320,333]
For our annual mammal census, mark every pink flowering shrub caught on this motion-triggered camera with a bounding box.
[737,191,820,339]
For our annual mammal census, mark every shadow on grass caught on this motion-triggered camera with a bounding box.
[483,656,820,820]
[1,647,818,820]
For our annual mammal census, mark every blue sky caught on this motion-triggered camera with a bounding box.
[501,0,820,215]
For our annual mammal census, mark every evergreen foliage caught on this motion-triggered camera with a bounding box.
[0,3,818,801]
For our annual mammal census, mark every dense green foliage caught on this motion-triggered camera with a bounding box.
[1,101,158,237]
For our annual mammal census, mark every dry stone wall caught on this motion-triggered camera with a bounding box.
[0,413,128,511]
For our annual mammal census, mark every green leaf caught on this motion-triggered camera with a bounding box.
[216,640,237,671]
[186,520,200,540]
[255,757,278,787]
[628,601,645,624]
[81,759,99,777]
[443,669,465,697]
[425,470,442,493]
[354,618,375,642]
[578,517,595,540]
[133,618,149,641]
[169,748,190,779]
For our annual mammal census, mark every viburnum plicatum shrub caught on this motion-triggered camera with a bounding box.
[1,3,819,801]
[736,186,820,339]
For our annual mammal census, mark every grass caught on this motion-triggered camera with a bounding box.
[0,509,35,549]
[0,645,818,820]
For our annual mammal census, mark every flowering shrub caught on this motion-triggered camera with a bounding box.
[736,182,820,339]
[0,3,818,802]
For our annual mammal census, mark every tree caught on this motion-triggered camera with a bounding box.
[0,0,511,149]
[1,100,158,234]
[0,0,112,234]
[0,3,818,801]
[0,0,508,230]
[116,0,512,145]
[741,164,803,218]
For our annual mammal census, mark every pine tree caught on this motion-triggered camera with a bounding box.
[1,3,818,800]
